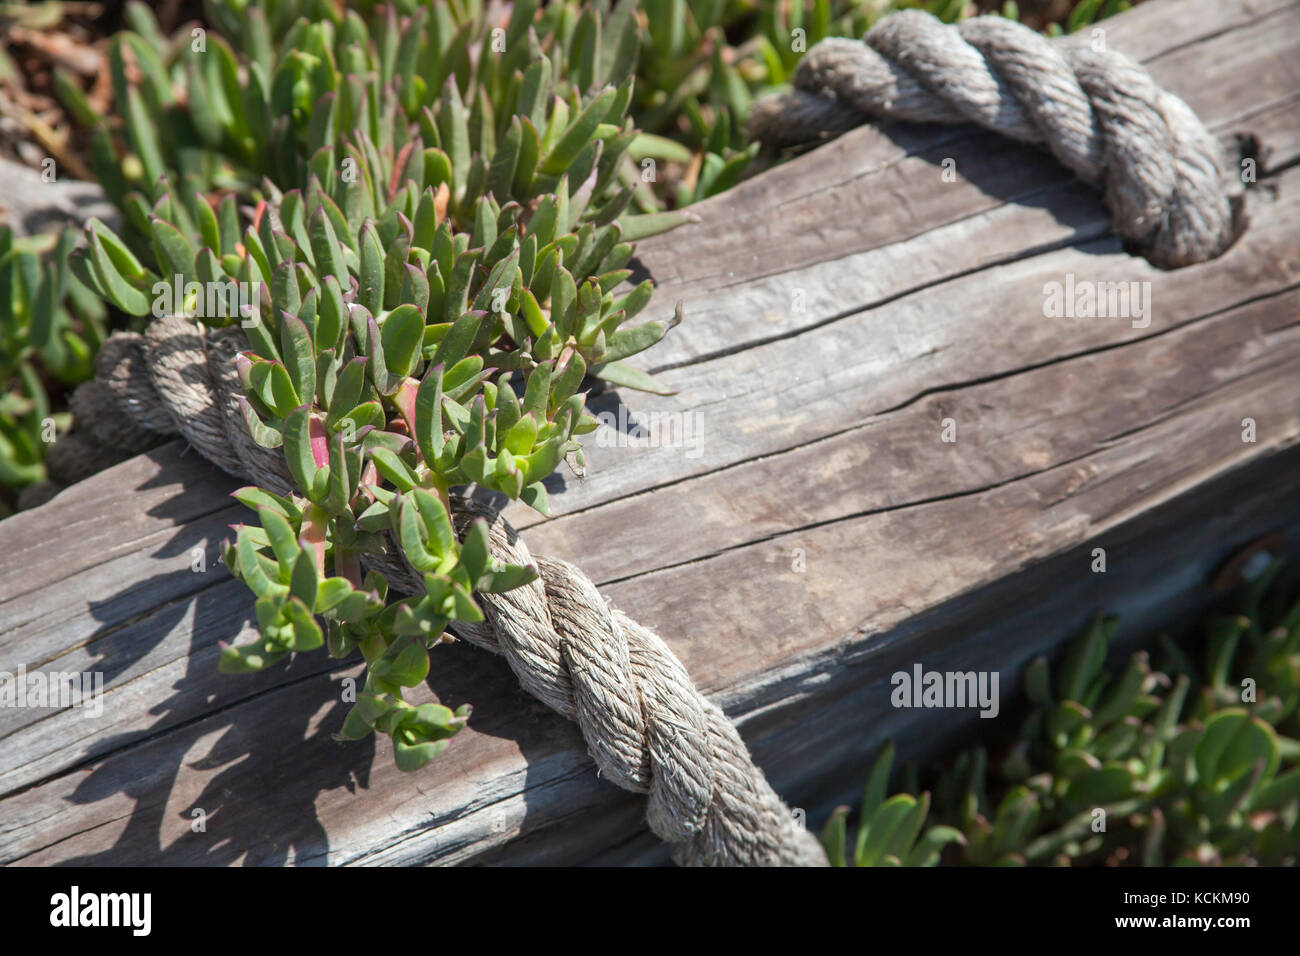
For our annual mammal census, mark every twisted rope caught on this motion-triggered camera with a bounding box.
[747,10,1243,268]
[37,316,825,867]
[29,317,295,501]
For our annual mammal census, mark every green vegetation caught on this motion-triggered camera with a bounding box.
[825,563,1300,866]
[0,225,106,491]
[64,0,696,768]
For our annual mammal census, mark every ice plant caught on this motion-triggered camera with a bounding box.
[825,562,1300,866]
[0,226,106,507]
[58,0,688,770]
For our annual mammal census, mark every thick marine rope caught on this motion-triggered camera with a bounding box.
[37,317,825,867]
[747,10,1242,269]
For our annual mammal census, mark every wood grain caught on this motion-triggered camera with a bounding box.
[1,0,1297,866]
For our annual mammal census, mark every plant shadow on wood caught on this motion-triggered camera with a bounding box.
[460,383,672,507]
[42,443,626,865]
[48,456,373,865]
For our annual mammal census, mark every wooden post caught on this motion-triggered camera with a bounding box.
[1,0,1298,864]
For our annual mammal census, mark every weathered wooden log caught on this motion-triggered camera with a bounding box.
[2,0,1298,865]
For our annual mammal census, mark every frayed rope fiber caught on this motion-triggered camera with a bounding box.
[747,10,1243,269]
[36,316,826,867]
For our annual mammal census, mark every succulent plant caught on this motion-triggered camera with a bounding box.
[0,225,107,508]
[68,0,685,368]
[43,0,704,770]
[822,741,967,866]
[626,0,1137,208]
[827,561,1300,866]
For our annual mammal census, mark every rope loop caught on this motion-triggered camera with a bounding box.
[748,10,1243,268]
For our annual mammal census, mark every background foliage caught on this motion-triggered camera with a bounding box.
[825,564,1300,866]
